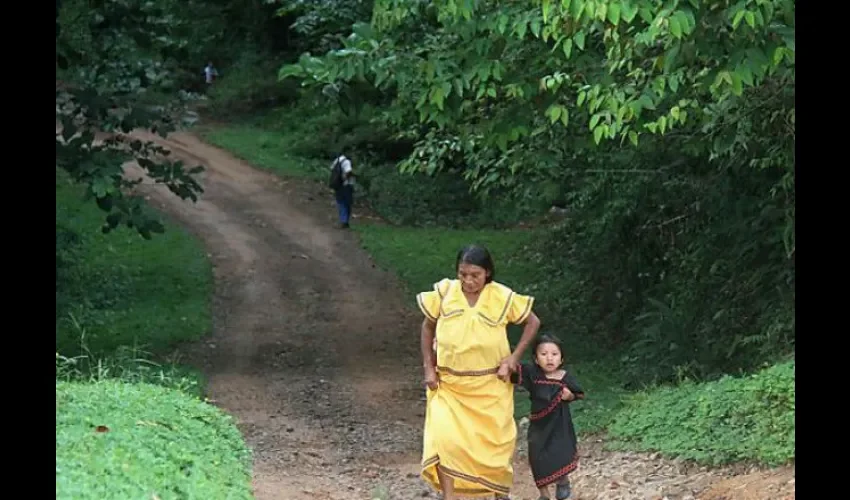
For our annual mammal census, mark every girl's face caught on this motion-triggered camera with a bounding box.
[535,342,563,373]
[457,262,489,293]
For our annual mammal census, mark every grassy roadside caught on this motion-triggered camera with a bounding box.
[56,379,253,500]
[199,123,328,180]
[56,171,213,360]
[606,360,795,466]
[56,169,253,497]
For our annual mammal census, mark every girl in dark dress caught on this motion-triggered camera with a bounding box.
[511,334,585,500]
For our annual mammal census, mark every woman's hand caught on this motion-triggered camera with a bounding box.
[424,366,440,390]
[497,362,511,381]
[497,356,519,381]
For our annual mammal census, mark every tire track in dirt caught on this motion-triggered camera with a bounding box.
[125,130,430,499]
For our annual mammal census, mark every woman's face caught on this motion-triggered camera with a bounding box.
[457,262,489,293]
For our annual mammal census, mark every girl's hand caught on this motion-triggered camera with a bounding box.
[561,387,575,402]
[424,366,440,390]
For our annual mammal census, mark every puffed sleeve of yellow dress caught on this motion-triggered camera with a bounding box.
[416,278,451,323]
[505,288,535,325]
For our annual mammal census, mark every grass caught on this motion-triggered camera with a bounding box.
[56,379,252,500]
[353,224,541,294]
[56,169,253,497]
[606,360,795,466]
[199,123,328,180]
[56,170,213,358]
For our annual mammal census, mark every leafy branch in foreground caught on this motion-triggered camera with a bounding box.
[56,0,205,239]
[56,86,204,239]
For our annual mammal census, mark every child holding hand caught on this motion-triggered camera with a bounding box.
[510,334,585,500]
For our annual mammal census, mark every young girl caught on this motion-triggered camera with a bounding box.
[511,334,585,500]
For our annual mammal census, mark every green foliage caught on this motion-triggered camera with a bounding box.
[281,0,794,194]
[57,0,269,86]
[56,170,213,358]
[56,168,237,498]
[271,0,375,54]
[606,360,795,466]
[56,380,252,500]
[55,108,203,239]
[520,158,794,382]
[199,123,329,180]
[206,53,302,117]
[274,0,795,384]
[57,0,209,239]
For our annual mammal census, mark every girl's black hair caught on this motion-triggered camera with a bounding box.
[456,244,495,283]
[533,333,565,358]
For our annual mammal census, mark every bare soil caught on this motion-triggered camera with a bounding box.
[123,129,794,500]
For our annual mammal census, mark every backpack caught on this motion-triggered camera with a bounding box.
[328,156,344,190]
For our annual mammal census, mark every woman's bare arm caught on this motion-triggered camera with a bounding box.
[421,318,438,388]
[509,311,541,365]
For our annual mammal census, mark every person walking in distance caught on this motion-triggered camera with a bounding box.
[204,61,218,86]
[328,153,355,228]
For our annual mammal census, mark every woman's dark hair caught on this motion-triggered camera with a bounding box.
[533,334,564,358]
[456,244,495,283]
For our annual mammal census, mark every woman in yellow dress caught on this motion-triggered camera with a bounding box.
[418,245,541,499]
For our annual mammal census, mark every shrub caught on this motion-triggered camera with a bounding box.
[56,380,252,500]
[606,360,795,466]
[206,54,300,118]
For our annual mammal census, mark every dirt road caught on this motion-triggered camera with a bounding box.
[126,130,795,500]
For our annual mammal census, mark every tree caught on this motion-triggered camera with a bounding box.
[56,0,205,239]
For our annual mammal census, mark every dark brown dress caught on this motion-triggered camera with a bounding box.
[511,362,585,488]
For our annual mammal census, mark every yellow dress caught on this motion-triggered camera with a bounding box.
[417,278,535,498]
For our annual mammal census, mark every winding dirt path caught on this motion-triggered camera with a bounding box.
[126,130,430,499]
[123,129,794,500]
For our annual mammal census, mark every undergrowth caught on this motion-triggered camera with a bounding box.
[56,379,252,500]
[606,360,795,466]
[56,169,252,497]
[56,314,205,398]
[204,52,301,117]
[56,169,213,358]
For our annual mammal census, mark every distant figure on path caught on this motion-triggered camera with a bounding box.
[328,154,355,228]
[203,62,218,86]
[417,244,541,500]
